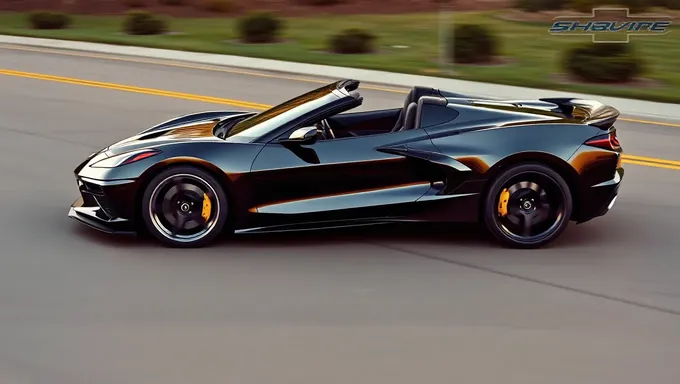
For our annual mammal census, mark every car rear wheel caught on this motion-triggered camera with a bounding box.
[141,166,228,248]
[483,163,573,249]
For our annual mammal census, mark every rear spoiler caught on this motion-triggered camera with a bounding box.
[540,98,620,129]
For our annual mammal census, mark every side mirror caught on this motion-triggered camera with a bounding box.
[280,126,317,146]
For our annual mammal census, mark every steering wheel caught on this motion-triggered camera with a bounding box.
[317,119,335,140]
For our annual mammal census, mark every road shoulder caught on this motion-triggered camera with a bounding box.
[2,34,680,122]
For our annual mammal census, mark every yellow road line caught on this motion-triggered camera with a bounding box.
[619,117,680,127]
[0,68,270,110]
[0,44,408,94]
[1,67,679,171]
[3,44,680,127]
[622,159,680,171]
[622,154,680,166]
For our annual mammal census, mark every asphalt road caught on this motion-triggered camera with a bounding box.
[1,46,680,384]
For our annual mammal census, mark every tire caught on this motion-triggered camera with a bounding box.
[483,163,573,249]
[141,165,229,248]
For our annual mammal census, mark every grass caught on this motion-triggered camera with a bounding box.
[1,11,680,103]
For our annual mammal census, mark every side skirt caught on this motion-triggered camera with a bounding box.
[234,218,411,235]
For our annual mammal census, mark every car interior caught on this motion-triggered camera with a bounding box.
[213,84,459,142]
[315,86,446,140]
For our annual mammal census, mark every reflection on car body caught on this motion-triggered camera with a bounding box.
[69,79,624,248]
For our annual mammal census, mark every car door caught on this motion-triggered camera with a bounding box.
[247,127,441,228]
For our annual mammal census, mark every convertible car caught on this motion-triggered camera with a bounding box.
[69,79,623,248]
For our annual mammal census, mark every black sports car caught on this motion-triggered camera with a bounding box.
[69,79,623,248]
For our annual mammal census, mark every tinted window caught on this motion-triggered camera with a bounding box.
[420,104,460,129]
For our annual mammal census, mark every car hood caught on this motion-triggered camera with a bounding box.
[102,111,255,157]
[104,120,221,156]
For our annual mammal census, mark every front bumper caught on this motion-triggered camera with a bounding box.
[67,176,137,235]
[69,197,135,234]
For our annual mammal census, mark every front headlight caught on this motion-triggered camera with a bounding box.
[90,149,161,168]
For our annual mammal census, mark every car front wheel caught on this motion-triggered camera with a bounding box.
[141,165,228,248]
[483,163,573,249]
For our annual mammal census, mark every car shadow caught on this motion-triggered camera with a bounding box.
[69,221,493,249]
[224,222,491,248]
[69,218,611,251]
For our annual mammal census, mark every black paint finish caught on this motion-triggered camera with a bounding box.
[69,79,624,238]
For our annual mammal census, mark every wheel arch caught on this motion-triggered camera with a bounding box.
[479,151,582,221]
[132,157,234,232]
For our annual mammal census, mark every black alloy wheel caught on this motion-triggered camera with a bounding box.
[141,166,228,248]
[484,163,573,248]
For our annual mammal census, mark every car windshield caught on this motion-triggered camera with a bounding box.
[225,82,340,140]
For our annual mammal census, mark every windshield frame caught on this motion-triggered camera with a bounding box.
[224,81,349,143]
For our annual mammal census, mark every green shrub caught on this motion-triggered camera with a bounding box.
[564,43,643,83]
[451,24,498,64]
[160,0,185,5]
[568,0,650,13]
[652,0,680,9]
[200,0,233,13]
[123,11,168,35]
[664,0,680,9]
[122,0,145,7]
[514,0,567,12]
[619,0,648,13]
[297,0,343,5]
[236,12,284,43]
[570,0,599,13]
[28,11,72,30]
[328,28,376,54]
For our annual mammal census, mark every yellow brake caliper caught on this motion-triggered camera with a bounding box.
[201,193,212,221]
[498,188,510,217]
